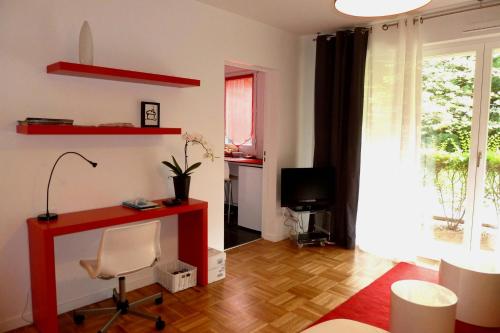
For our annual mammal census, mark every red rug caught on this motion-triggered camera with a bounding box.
[312,262,500,333]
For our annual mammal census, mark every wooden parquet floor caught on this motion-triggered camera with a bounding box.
[11,239,397,333]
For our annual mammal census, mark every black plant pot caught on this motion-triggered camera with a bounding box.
[173,175,191,200]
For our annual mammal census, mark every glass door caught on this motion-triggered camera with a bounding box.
[420,46,482,258]
[472,45,500,254]
[419,41,500,258]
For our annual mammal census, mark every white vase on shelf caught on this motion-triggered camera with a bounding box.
[79,21,94,65]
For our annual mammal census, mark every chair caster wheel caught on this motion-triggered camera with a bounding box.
[73,313,85,325]
[156,318,166,330]
[155,296,163,305]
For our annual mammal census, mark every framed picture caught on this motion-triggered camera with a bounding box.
[141,102,160,127]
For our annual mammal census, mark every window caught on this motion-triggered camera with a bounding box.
[419,42,500,256]
[225,74,254,147]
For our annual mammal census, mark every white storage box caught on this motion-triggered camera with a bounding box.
[208,264,226,283]
[155,260,197,293]
[208,248,226,269]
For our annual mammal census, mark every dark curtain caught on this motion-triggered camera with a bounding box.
[313,28,369,249]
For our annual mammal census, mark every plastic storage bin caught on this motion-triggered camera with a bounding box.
[155,260,197,293]
[208,264,225,283]
[208,248,226,268]
[208,248,226,283]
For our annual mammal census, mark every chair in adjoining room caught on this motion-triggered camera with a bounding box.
[73,220,166,333]
[224,161,237,225]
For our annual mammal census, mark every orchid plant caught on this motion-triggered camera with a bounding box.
[162,133,215,177]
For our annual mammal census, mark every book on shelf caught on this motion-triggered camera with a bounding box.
[18,117,74,126]
[122,198,160,210]
[98,122,135,127]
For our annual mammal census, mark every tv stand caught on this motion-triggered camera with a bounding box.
[284,207,333,248]
[297,231,329,248]
[290,205,327,213]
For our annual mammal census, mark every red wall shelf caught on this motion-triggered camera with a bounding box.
[17,124,182,135]
[47,62,200,87]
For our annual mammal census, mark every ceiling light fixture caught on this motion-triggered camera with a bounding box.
[334,0,432,17]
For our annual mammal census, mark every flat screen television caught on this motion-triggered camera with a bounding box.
[280,167,334,211]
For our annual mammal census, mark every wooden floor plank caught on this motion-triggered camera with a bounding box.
[9,239,399,333]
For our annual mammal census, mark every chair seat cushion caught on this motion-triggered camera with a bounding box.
[79,221,161,279]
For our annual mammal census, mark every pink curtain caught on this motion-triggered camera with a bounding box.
[225,75,254,146]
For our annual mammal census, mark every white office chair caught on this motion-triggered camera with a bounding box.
[74,220,165,333]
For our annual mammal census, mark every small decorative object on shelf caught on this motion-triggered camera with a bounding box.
[38,151,98,221]
[141,102,160,127]
[162,133,216,200]
[79,21,94,65]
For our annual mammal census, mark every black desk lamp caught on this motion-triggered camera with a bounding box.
[38,151,98,221]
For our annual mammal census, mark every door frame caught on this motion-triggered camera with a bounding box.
[224,60,283,242]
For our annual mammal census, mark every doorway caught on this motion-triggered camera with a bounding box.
[223,65,264,249]
[419,39,500,258]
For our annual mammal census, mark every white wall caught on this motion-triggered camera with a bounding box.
[0,0,299,330]
[296,35,316,167]
[295,6,500,167]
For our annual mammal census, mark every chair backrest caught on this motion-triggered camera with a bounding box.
[95,220,161,278]
[224,161,230,181]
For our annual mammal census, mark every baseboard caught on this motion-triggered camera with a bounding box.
[0,313,32,333]
[0,274,156,333]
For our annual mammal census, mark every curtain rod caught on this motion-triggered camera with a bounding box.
[313,33,334,41]
[382,0,500,31]
[422,0,500,22]
[312,27,371,41]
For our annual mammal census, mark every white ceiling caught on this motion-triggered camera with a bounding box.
[195,0,479,35]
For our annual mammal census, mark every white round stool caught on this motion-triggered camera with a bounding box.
[390,280,457,333]
[439,254,500,327]
[301,319,388,333]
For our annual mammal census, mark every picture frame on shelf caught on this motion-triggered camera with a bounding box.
[141,102,160,127]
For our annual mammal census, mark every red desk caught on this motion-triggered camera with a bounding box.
[27,198,208,333]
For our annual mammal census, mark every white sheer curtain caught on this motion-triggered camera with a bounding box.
[357,18,424,260]
[225,76,254,146]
